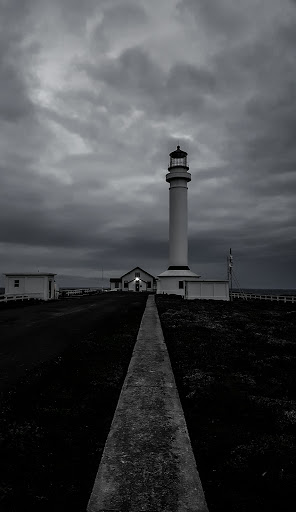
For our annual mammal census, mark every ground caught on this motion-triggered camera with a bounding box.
[156,295,296,512]
[0,293,147,511]
[1,294,296,511]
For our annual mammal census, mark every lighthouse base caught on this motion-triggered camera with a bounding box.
[156,269,200,297]
[156,270,229,301]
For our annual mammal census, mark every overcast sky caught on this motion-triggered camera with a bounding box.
[1,0,296,288]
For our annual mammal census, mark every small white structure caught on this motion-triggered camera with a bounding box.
[110,267,156,292]
[3,273,58,301]
[186,280,229,301]
[157,146,229,301]
[156,269,200,296]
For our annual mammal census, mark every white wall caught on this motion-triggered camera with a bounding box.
[4,275,56,300]
[25,277,46,294]
[186,281,229,301]
[122,268,154,292]
[110,282,122,291]
[156,276,187,296]
[169,183,188,267]
[157,278,229,300]
[6,276,26,294]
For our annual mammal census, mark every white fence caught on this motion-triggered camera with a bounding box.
[0,288,102,302]
[0,293,44,303]
[230,292,296,303]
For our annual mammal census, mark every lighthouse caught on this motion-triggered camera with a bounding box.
[167,145,191,270]
[157,145,200,296]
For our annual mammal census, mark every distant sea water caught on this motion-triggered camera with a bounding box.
[233,288,296,296]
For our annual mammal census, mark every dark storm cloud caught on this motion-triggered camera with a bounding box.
[55,0,97,28]
[81,46,164,116]
[87,2,150,57]
[92,2,148,41]
[0,52,34,121]
[0,0,295,288]
[0,150,167,255]
[82,46,219,119]
[0,0,36,121]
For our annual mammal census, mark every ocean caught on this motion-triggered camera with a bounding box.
[232,288,296,296]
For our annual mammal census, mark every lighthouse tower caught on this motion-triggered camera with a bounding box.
[157,145,200,296]
[167,145,191,270]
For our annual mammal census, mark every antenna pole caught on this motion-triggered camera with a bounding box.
[229,248,233,301]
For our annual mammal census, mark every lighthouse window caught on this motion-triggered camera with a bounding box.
[179,281,184,289]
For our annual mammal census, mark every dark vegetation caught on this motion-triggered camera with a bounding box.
[156,296,296,512]
[0,293,147,511]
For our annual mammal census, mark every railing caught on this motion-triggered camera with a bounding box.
[230,292,295,303]
[0,293,44,303]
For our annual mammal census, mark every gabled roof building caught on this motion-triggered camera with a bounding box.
[110,267,156,292]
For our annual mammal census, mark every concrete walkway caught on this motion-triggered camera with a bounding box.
[87,295,208,512]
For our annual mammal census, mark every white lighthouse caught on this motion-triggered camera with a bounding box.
[167,145,191,270]
[157,145,200,296]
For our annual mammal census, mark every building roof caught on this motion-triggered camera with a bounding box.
[3,273,56,277]
[157,269,201,278]
[120,267,156,280]
[169,145,188,158]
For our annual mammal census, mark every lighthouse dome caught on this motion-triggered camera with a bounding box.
[169,145,187,159]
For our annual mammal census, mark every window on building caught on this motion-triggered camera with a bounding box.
[135,272,140,277]
[115,282,119,288]
[14,279,20,288]
[147,281,151,288]
[124,281,128,288]
[179,281,184,289]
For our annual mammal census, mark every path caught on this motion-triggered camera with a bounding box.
[88,295,208,512]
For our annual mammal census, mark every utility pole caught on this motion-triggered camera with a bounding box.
[228,248,233,300]
[101,267,104,291]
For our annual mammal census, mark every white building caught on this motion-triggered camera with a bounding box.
[3,273,58,301]
[110,267,156,292]
[157,146,229,301]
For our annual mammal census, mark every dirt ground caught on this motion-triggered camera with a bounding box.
[156,295,296,512]
[0,293,147,511]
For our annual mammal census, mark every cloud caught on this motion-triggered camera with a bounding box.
[0,0,295,289]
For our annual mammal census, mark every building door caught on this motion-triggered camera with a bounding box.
[135,281,140,292]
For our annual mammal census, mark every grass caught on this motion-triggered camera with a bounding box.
[0,295,147,511]
[2,293,295,511]
[156,295,296,512]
